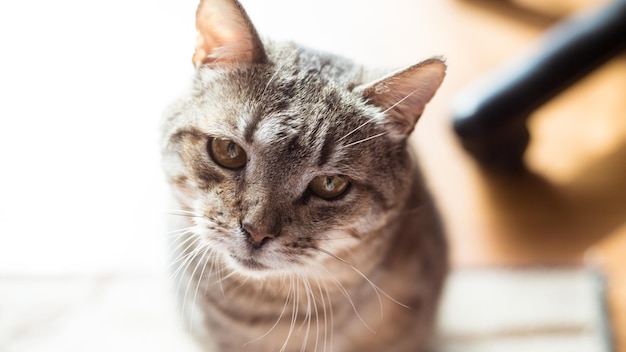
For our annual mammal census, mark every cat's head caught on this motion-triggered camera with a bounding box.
[162,0,445,277]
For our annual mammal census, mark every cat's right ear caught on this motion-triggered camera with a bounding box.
[192,0,267,67]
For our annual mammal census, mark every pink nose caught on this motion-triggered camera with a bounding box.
[242,223,275,246]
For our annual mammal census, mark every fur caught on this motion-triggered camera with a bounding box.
[161,1,448,351]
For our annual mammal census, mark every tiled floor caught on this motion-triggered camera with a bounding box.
[1,0,624,351]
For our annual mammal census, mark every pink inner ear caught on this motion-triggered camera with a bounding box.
[367,59,446,113]
[359,59,446,137]
[192,0,266,67]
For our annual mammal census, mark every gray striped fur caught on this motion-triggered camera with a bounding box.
[161,1,447,351]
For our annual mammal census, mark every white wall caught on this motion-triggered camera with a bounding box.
[0,0,444,276]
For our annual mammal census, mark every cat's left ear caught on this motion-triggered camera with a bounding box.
[192,0,267,67]
[357,58,446,139]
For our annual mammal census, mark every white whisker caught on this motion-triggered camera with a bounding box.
[314,262,374,333]
[338,85,419,143]
[190,247,212,327]
[297,273,314,352]
[169,209,206,219]
[243,274,291,348]
[313,277,329,352]
[168,226,196,236]
[261,54,294,96]
[338,115,380,142]
[280,275,298,352]
[303,275,319,352]
[319,248,410,311]
[169,234,203,271]
[339,131,388,150]
[381,88,419,114]
[170,246,199,282]
[214,251,227,296]
[181,246,209,318]
[324,278,334,352]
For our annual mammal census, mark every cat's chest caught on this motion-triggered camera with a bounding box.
[186,257,426,351]
[191,284,417,352]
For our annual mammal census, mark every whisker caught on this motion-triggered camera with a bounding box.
[168,226,195,236]
[313,277,329,352]
[297,273,314,352]
[338,115,380,142]
[324,278,334,352]
[169,209,202,215]
[339,132,388,150]
[314,262,374,333]
[339,85,420,143]
[171,237,208,287]
[243,275,292,348]
[169,210,206,219]
[170,247,199,280]
[261,53,293,96]
[202,250,217,295]
[183,250,204,327]
[291,275,301,351]
[280,275,298,352]
[190,247,212,327]
[168,234,203,270]
[316,236,356,242]
[380,87,422,115]
[219,269,239,283]
[170,246,205,332]
[213,251,227,296]
[304,275,319,352]
[318,248,411,310]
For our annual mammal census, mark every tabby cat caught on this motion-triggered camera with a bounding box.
[161,0,448,351]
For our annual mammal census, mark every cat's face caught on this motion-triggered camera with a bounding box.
[163,63,413,276]
[162,0,445,278]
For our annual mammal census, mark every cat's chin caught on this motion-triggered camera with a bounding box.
[224,253,285,278]
[227,253,267,271]
[223,251,310,279]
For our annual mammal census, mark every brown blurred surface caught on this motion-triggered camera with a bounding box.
[409,0,626,349]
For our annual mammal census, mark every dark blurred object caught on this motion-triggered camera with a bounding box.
[452,0,626,172]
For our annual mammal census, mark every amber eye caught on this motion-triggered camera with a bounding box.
[208,137,247,169]
[309,175,350,200]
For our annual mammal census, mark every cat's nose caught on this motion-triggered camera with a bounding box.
[242,223,275,247]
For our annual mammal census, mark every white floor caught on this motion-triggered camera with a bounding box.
[437,269,611,352]
[1,269,610,352]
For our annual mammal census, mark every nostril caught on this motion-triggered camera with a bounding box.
[242,223,275,247]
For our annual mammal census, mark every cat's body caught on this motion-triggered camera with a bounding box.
[162,1,447,351]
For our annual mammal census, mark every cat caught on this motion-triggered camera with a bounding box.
[161,0,448,351]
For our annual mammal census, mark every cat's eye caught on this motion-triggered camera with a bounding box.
[309,175,350,200]
[208,137,247,169]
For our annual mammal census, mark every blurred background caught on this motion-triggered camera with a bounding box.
[0,0,624,351]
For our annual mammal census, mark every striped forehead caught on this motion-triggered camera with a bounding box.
[243,109,339,165]
[241,104,311,143]
[247,113,301,145]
